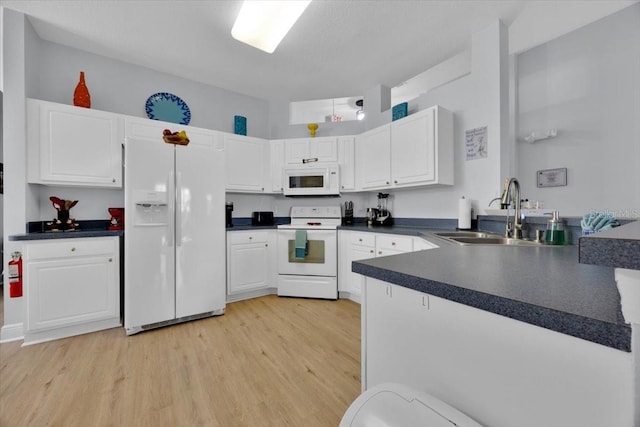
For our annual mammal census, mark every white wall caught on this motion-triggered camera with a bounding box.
[226,192,369,221]
[29,39,270,138]
[516,4,640,218]
[366,20,510,220]
[1,9,39,341]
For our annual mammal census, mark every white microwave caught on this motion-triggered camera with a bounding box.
[283,163,340,197]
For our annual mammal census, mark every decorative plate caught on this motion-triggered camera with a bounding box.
[145,92,191,125]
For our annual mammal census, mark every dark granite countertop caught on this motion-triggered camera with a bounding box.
[226,225,279,231]
[338,224,441,237]
[9,229,124,241]
[9,220,124,241]
[579,220,640,270]
[353,234,631,352]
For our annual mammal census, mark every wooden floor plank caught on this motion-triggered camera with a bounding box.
[0,295,361,426]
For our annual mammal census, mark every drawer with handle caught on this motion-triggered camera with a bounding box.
[25,237,118,261]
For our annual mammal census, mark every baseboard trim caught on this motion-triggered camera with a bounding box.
[0,322,25,343]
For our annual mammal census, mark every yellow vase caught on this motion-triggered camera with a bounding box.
[307,123,318,137]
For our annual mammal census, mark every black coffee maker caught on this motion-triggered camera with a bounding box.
[226,202,234,227]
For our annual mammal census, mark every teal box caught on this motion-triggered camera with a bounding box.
[392,102,408,121]
[234,115,247,135]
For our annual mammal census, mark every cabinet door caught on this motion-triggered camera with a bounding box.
[391,108,435,186]
[28,99,123,187]
[285,137,338,164]
[225,134,266,192]
[312,137,338,162]
[270,140,285,193]
[25,238,120,333]
[284,138,310,164]
[356,125,391,190]
[338,136,355,191]
[227,232,270,294]
[339,232,375,298]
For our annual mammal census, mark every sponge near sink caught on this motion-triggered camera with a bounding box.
[581,212,619,235]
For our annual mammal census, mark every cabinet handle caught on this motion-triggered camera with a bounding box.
[249,236,252,240]
[261,187,264,191]
[378,251,382,255]
[265,244,268,247]
[394,180,398,184]
[71,247,76,252]
[112,178,116,183]
[392,242,396,246]
[370,250,374,253]
[109,258,113,262]
[358,238,363,242]
[386,181,389,185]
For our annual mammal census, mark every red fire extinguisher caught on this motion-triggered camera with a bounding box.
[8,251,23,298]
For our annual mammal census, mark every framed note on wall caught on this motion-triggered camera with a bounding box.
[537,167,567,188]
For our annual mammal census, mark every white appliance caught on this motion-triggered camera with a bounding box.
[277,206,341,299]
[124,136,226,335]
[283,163,340,197]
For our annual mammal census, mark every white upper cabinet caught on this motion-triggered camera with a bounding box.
[124,116,222,148]
[284,137,338,164]
[355,105,453,191]
[390,105,453,187]
[27,99,123,187]
[224,134,267,193]
[338,136,356,191]
[269,140,285,193]
[355,125,391,190]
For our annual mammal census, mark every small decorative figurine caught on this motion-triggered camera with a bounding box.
[47,197,80,231]
[307,123,318,137]
[162,129,190,145]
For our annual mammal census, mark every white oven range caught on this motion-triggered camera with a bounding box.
[277,206,341,299]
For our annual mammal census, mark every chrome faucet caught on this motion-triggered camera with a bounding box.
[500,178,525,239]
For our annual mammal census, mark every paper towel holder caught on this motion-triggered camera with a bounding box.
[456,196,477,231]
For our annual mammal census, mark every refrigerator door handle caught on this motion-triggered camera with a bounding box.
[168,170,175,247]
[176,171,183,247]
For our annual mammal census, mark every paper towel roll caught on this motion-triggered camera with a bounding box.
[458,197,471,229]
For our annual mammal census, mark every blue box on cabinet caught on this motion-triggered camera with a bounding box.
[392,102,408,121]
[234,115,247,135]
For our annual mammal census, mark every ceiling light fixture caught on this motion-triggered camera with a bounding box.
[356,99,365,120]
[231,0,312,54]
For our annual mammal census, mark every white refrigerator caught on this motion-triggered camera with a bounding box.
[124,133,226,335]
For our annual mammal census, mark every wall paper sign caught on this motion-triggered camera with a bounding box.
[465,126,488,160]
[537,167,567,188]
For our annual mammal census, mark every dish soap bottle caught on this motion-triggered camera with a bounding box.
[545,211,566,245]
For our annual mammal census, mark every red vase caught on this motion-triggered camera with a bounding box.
[73,71,91,108]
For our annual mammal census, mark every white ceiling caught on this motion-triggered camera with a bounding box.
[1,0,636,102]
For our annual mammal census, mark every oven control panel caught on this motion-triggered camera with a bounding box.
[290,206,341,220]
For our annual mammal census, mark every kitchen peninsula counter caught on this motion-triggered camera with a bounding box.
[353,234,631,351]
[579,220,640,270]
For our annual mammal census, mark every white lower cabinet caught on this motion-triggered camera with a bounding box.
[23,237,121,345]
[227,230,276,300]
[338,231,436,301]
[363,278,634,427]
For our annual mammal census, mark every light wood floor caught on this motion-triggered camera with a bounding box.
[0,295,361,426]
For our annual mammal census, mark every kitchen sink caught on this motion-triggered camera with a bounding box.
[434,231,498,239]
[433,231,550,247]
